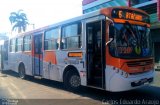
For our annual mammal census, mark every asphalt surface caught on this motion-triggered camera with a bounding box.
[0,70,160,105]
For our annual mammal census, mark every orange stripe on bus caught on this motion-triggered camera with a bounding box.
[113,18,150,27]
[43,51,57,64]
[106,48,153,73]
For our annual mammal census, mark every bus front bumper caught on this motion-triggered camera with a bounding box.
[108,70,154,92]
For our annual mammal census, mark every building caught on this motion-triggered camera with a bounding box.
[82,0,159,33]
[82,0,160,69]
[82,0,158,24]
[82,0,128,14]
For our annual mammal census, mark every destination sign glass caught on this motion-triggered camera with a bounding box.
[111,8,150,23]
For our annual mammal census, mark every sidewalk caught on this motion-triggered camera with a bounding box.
[0,73,7,77]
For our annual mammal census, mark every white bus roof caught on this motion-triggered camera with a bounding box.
[12,9,103,38]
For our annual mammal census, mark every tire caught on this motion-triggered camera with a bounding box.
[64,71,81,91]
[19,64,25,79]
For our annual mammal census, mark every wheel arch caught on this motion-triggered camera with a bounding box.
[18,62,25,72]
[63,65,80,82]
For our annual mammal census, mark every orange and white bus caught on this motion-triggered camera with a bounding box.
[6,7,154,92]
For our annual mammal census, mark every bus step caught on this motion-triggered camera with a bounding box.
[34,76,42,79]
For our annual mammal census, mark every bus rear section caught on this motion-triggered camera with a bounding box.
[0,40,9,72]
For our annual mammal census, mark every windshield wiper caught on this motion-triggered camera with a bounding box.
[124,21,135,34]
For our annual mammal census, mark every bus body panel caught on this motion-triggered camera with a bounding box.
[55,50,86,83]
[43,50,62,81]
[22,52,32,75]
[8,53,16,71]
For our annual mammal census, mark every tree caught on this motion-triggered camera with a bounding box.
[9,9,29,33]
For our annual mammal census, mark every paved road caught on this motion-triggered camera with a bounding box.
[0,70,160,105]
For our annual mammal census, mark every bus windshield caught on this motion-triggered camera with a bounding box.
[109,23,152,59]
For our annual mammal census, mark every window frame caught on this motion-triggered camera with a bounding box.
[23,35,32,52]
[10,39,16,53]
[16,37,23,52]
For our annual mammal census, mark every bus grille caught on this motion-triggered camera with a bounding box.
[127,59,153,67]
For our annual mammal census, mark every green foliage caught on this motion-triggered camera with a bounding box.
[9,9,29,33]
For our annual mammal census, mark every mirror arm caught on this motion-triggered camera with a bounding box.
[106,38,113,46]
[106,17,114,24]
[106,17,114,46]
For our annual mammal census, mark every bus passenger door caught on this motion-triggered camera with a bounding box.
[86,17,106,89]
[33,34,43,76]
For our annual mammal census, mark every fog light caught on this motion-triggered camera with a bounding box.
[116,69,119,73]
[121,71,123,75]
[113,67,116,70]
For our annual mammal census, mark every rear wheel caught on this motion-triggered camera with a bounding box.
[19,64,25,79]
[64,71,81,91]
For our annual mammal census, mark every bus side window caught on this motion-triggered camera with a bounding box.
[24,35,31,51]
[44,28,59,50]
[61,22,82,49]
[16,37,23,52]
[61,38,65,49]
[10,39,16,52]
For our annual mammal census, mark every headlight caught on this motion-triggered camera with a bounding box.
[116,69,119,73]
[113,67,129,78]
[124,72,129,78]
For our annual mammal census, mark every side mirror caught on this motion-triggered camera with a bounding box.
[106,23,115,45]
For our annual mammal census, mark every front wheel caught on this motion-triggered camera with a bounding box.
[19,65,25,79]
[64,71,81,91]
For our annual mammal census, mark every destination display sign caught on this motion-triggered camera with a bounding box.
[112,8,150,23]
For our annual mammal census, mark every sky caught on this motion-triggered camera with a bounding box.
[0,0,83,34]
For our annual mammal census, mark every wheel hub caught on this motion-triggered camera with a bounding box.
[70,75,80,87]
